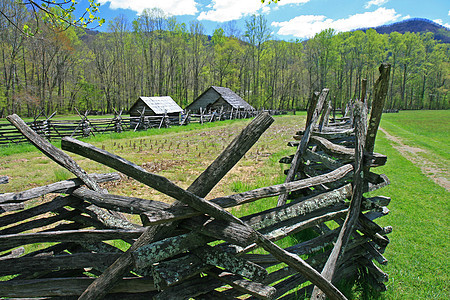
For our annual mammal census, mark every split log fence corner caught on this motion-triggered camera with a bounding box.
[0,63,392,299]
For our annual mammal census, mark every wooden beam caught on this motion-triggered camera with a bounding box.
[311,101,366,299]
[277,88,329,206]
[0,229,144,251]
[74,113,274,300]
[0,173,119,204]
[0,277,155,297]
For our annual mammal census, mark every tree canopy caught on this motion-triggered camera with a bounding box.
[0,0,448,117]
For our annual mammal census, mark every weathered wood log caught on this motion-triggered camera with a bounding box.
[188,112,274,198]
[149,207,346,294]
[0,277,156,297]
[192,245,267,281]
[318,100,332,132]
[361,196,391,211]
[153,273,224,300]
[73,204,139,230]
[0,246,24,261]
[225,164,353,209]
[196,290,239,300]
[294,128,354,140]
[140,164,353,225]
[204,267,276,300]
[304,149,344,170]
[62,138,241,225]
[358,213,385,236]
[153,191,347,298]
[366,272,388,292]
[0,195,78,228]
[0,229,144,251]
[0,252,122,276]
[258,205,348,242]
[7,114,102,192]
[367,173,390,192]
[244,229,338,265]
[358,257,389,283]
[244,184,352,231]
[72,187,170,214]
[178,217,257,246]
[0,202,24,213]
[72,113,346,300]
[365,63,391,154]
[308,135,387,166]
[270,273,310,300]
[75,114,275,300]
[277,88,329,207]
[311,101,367,299]
[363,242,388,265]
[151,253,206,289]
[6,114,129,226]
[131,232,209,275]
[255,232,347,300]
[306,92,320,127]
[0,173,119,204]
[0,176,8,185]
[152,245,267,290]
[0,206,80,235]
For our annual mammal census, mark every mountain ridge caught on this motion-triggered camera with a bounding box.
[359,18,450,43]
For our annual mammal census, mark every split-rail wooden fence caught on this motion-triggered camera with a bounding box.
[0,108,285,145]
[0,64,391,299]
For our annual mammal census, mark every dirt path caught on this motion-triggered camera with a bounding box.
[380,127,450,191]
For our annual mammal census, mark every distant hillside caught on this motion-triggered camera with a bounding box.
[361,18,450,43]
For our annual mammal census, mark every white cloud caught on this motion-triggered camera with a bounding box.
[433,19,450,29]
[277,0,311,5]
[402,15,411,20]
[198,0,310,22]
[198,0,265,22]
[364,0,388,9]
[97,0,198,16]
[272,7,401,38]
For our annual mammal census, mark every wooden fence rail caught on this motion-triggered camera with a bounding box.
[0,64,392,299]
[0,109,286,145]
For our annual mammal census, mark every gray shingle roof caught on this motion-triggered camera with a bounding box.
[211,86,255,110]
[139,96,183,114]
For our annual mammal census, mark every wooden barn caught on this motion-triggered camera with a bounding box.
[186,86,254,113]
[128,96,183,128]
[129,96,183,118]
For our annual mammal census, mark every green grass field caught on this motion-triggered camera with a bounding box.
[369,110,449,299]
[0,110,448,299]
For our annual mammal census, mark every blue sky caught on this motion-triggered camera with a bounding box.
[86,0,450,40]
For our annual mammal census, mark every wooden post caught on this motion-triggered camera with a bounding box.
[310,101,366,299]
[200,107,204,124]
[366,63,391,154]
[277,88,329,207]
[306,92,320,126]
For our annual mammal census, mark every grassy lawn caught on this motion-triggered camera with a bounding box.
[369,110,449,299]
[0,110,448,299]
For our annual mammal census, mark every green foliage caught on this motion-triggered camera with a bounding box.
[0,4,448,117]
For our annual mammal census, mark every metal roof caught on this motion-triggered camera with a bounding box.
[210,86,255,110]
[138,96,183,114]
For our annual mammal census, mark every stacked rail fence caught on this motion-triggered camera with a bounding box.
[0,109,285,145]
[0,64,392,299]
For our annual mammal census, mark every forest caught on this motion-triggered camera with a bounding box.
[0,0,449,118]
